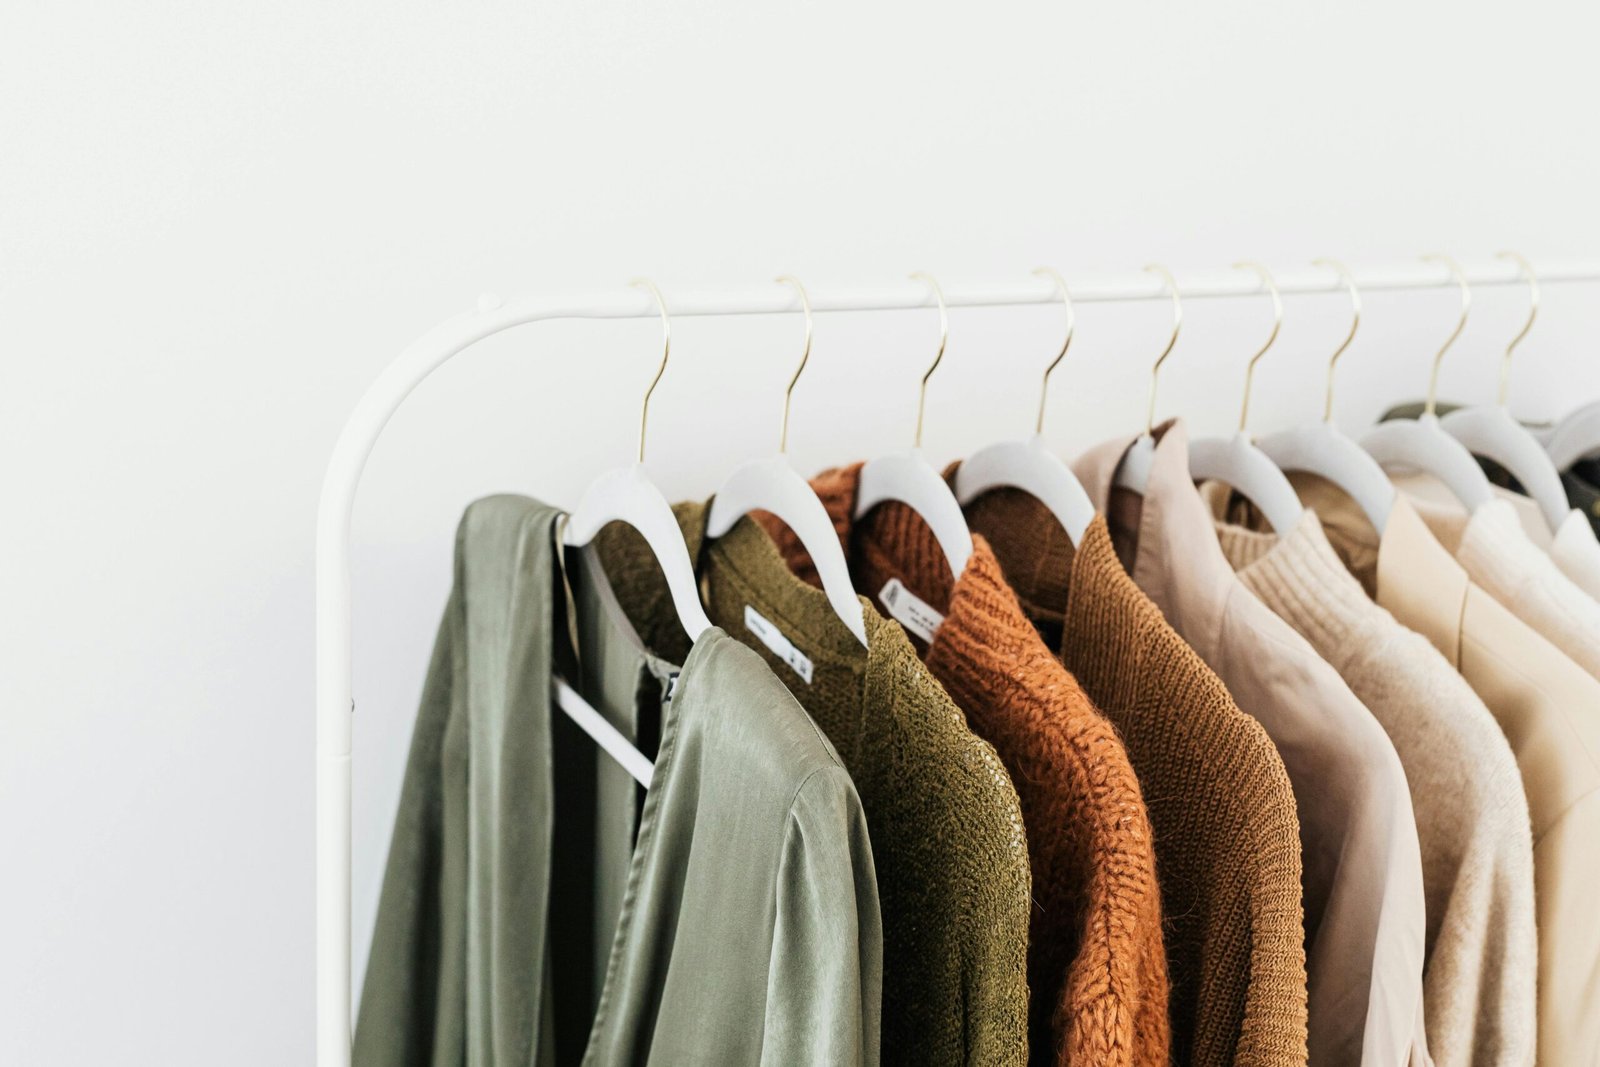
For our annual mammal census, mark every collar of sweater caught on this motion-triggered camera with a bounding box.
[1073,419,1280,669]
[754,461,1046,668]
[1197,481,1393,668]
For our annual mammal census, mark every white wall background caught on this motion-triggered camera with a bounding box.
[4,2,1599,1062]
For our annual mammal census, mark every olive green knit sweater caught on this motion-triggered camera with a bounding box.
[594,503,1032,1067]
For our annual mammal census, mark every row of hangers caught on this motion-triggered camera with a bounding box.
[1188,252,1572,540]
[557,257,1594,784]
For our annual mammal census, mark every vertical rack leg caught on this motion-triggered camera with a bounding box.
[316,751,352,1064]
[317,525,354,1067]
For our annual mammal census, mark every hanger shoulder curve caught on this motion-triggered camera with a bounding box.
[564,463,713,640]
[1187,432,1305,535]
[1257,422,1395,532]
[1358,415,1493,513]
[1543,399,1600,472]
[856,451,973,576]
[705,456,869,647]
[953,436,1094,544]
[1439,406,1569,532]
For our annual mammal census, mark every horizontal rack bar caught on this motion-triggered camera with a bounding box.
[470,259,1600,323]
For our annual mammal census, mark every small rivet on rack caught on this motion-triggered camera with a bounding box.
[476,292,503,313]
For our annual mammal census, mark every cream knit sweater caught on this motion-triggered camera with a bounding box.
[1208,501,1537,1067]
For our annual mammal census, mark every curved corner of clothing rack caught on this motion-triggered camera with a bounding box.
[312,290,662,1067]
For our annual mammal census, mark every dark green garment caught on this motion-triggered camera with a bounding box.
[593,504,1032,1067]
[1564,458,1600,527]
[355,495,883,1065]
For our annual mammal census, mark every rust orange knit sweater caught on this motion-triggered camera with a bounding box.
[759,463,1171,1067]
[964,486,1309,1067]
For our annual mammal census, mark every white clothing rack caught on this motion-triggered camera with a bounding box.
[315,257,1600,1066]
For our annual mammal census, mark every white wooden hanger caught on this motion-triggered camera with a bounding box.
[559,280,712,786]
[1359,255,1494,512]
[1187,262,1307,535]
[1544,402,1600,470]
[1257,258,1396,532]
[854,273,973,579]
[1438,251,1569,533]
[1542,402,1600,471]
[705,277,869,646]
[952,267,1095,544]
[1114,265,1183,493]
[564,279,712,642]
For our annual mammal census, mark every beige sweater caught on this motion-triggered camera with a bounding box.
[1206,492,1538,1067]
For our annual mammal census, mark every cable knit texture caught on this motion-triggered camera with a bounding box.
[596,500,1033,1067]
[1204,489,1537,1067]
[959,482,1309,1067]
[757,463,1170,1067]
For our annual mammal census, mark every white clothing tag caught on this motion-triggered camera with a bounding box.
[879,577,945,642]
[744,605,814,684]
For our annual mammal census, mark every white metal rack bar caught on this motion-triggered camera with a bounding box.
[315,258,1600,1065]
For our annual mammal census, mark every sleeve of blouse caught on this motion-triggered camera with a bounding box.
[353,586,463,1065]
[760,765,883,1067]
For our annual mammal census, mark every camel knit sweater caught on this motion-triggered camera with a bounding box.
[759,463,1170,1067]
[962,485,1309,1067]
[1202,494,1537,1067]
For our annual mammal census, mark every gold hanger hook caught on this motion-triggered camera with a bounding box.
[1234,261,1283,434]
[631,277,671,464]
[1143,264,1182,436]
[1313,258,1361,423]
[1422,254,1471,417]
[909,272,949,449]
[1495,251,1539,407]
[774,275,813,454]
[1031,267,1075,435]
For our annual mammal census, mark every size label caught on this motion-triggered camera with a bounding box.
[883,579,940,639]
[744,605,814,684]
[879,577,945,642]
